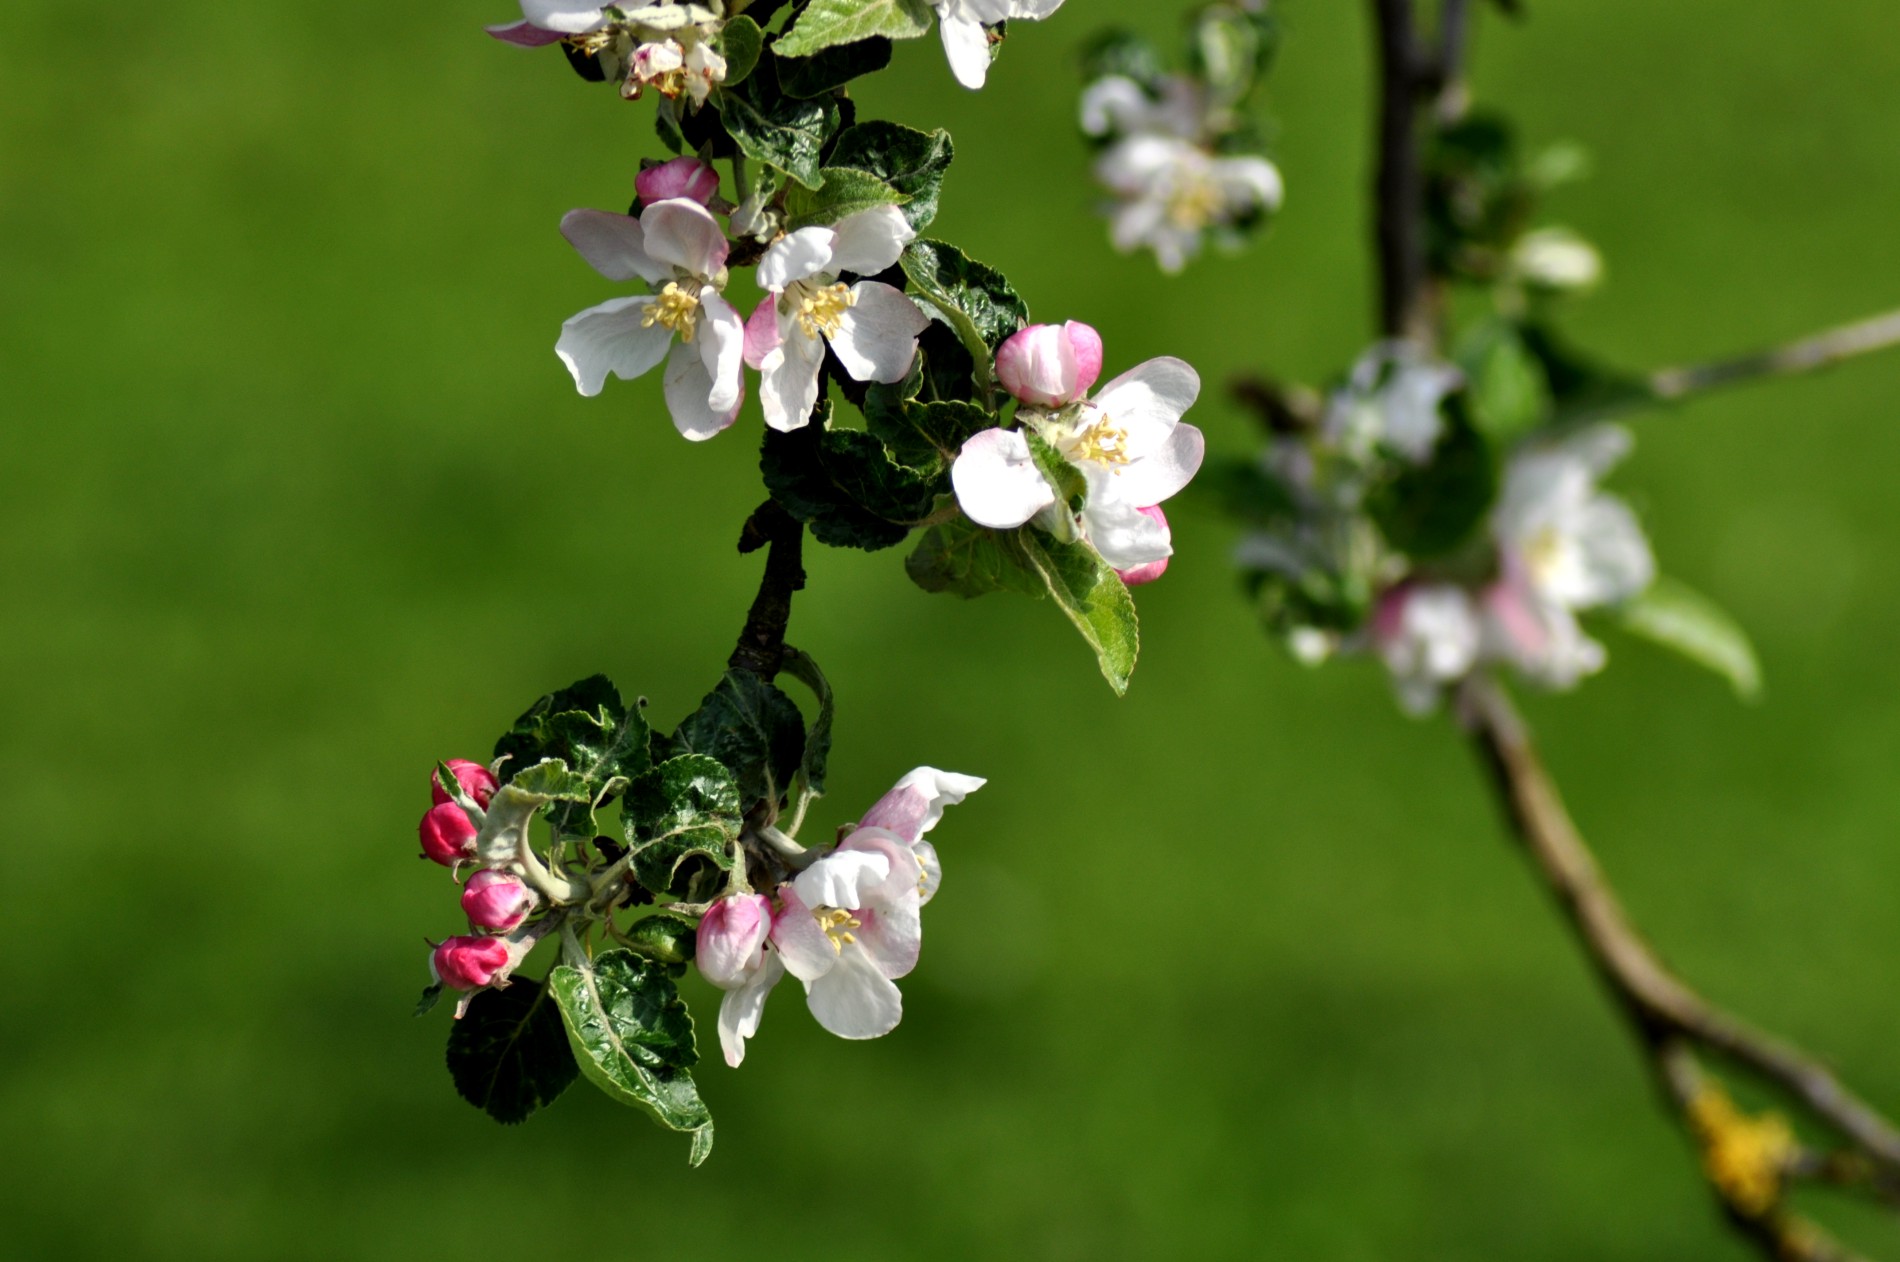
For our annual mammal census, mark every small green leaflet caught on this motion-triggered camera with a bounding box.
[715,56,841,190]
[622,754,742,901]
[445,978,581,1126]
[1618,576,1763,702]
[550,949,714,1164]
[900,240,1031,393]
[773,0,934,58]
[783,167,910,232]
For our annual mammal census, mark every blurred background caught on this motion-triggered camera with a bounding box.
[5,1,1899,1257]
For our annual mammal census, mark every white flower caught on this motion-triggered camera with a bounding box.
[743,205,928,432]
[1079,75,1203,141]
[953,340,1204,571]
[934,0,1065,90]
[487,2,609,44]
[555,198,747,441]
[1095,135,1283,274]
[1372,583,1482,715]
[1512,227,1603,292]
[1324,342,1463,464]
[625,35,726,104]
[1483,425,1655,687]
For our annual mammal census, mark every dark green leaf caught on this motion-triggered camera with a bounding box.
[446,978,580,1126]
[773,0,932,57]
[901,239,1030,386]
[714,55,841,190]
[719,15,765,86]
[1618,576,1763,702]
[828,122,955,231]
[761,418,943,552]
[1079,30,1164,90]
[672,669,807,810]
[783,167,908,232]
[623,912,700,967]
[493,676,652,792]
[622,755,742,901]
[776,36,893,98]
[864,366,990,471]
[549,950,712,1161]
[415,984,442,1017]
[1457,319,1551,445]
[1520,322,1653,424]
[779,646,834,800]
[1367,400,1499,559]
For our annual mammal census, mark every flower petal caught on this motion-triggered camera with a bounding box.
[852,904,922,980]
[858,768,986,844]
[697,288,747,414]
[743,298,783,371]
[663,340,742,441]
[560,209,667,284]
[804,949,904,1039]
[938,11,993,89]
[829,283,928,383]
[951,428,1057,529]
[519,2,607,33]
[760,325,827,433]
[640,198,729,278]
[792,849,892,912]
[1111,421,1205,508]
[1082,484,1172,570]
[716,951,783,1068]
[555,296,672,397]
[1091,356,1201,442]
[771,887,838,983]
[912,840,943,905]
[486,21,569,46]
[827,205,916,277]
[757,227,836,293]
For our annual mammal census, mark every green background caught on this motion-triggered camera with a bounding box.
[5,1,1898,1257]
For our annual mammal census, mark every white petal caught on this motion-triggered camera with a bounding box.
[560,209,666,285]
[938,12,993,89]
[662,340,741,441]
[829,283,928,383]
[760,326,827,433]
[804,949,904,1039]
[639,199,729,279]
[556,296,672,397]
[827,205,915,277]
[1083,486,1172,570]
[951,428,1057,529]
[858,767,986,843]
[716,951,783,1067]
[697,288,747,414]
[757,227,836,293]
[1212,156,1285,213]
[853,904,922,980]
[1090,356,1202,440]
[1007,0,1064,17]
[519,1,608,34]
[1079,75,1151,136]
[1110,422,1205,508]
[792,849,891,911]
[770,887,838,983]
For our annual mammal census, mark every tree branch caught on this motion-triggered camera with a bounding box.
[1460,674,1900,1259]
[728,499,805,679]
[1371,0,1432,342]
[1648,307,1900,404]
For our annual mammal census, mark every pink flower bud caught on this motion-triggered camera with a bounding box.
[430,935,514,991]
[995,321,1105,408]
[637,157,720,207]
[419,802,479,867]
[696,894,772,989]
[462,870,538,934]
[1115,506,1172,587]
[431,759,498,808]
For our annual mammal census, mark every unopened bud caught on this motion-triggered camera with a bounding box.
[430,935,514,991]
[431,759,499,808]
[995,321,1104,409]
[696,894,771,989]
[1115,506,1172,587]
[419,802,479,867]
[462,869,538,934]
[637,156,721,207]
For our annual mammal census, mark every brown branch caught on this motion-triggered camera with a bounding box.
[1460,674,1900,1259]
[1370,0,1433,342]
[1648,307,1900,404]
[728,499,805,679]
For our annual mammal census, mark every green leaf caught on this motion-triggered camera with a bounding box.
[773,0,933,58]
[622,912,700,968]
[549,949,713,1162]
[493,676,653,794]
[865,390,990,470]
[1519,322,1653,425]
[783,167,908,232]
[776,36,893,98]
[714,55,841,190]
[761,412,943,552]
[907,521,1140,694]
[719,15,765,86]
[1079,29,1164,89]
[900,239,1030,389]
[1618,576,1763,702]
[415,984,442,1017]
[622,755,742,901]
[1367,399,1499,559]
[446,978,581,1126]
[828,122,955,231]
[672,669,807,810]
[474,759,593,868]
[1024,430,1086,511]
[1457,319,1552,446]
[779,645,834,800]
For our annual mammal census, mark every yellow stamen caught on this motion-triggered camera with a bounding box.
[1687,1087,1796,1218]
[1166,175,1224,230]
[814,906,863,954]
[795,282,855,341]
[1070,414,1133,468]
[642,281,702,343]
[1524,525,1565,584]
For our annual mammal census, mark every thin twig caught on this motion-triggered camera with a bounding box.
[1460,674,1900,1259]
[1649,307,1900,403]
[728,499,806,679]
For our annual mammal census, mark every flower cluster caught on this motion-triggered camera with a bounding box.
[489,1,729,103]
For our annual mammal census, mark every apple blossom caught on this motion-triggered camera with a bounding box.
[953,324,1205,571]
[636,157,720,207]
[1115,506,1174,587]
[1372,583,1483,715]
[555,198,746,441]
[419,801,480,868]
[431,759,499,809]
[771,831,925,1040]
[994,320,1104,409]
[1095,136,1284,274]
[696,894,782,1068]
[934,0,1067,90]
[743,205,929,432]
[461,869,539,934]
[431,934,515,992]
[623,36,727,105]
[854,765,985,903]
[1324,342,1464,464]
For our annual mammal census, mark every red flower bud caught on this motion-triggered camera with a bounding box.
[431,759,498,808]
[462,870,538,934]
[419,802,479,867]
[430,935,514,991]
[637,157,720,207]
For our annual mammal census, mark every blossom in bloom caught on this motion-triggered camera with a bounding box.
[1512,227,1603,293]
[431,759,499,809]
[697,894,782,1068]
[431,935,515,991]
[953,322,1205,572]
[1372,583,1483,714]
[934,0,1066,90]
[636,157,720,208]
[624,36,727,105]
[486,2,608,46]
[1115,506,1173,587]
[419,801,480,868]
[1483,425,1655,688]
[462,870,539,934]
[1324,342,1463,465]
[743,205,929,432]
[555,198,746,440]
[854,765,985,903]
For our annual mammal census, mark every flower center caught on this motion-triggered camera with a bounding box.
[814,906,862,953]
[1166,172,1224,230]
[1524,525,1566,586]
[792,282,855,341]
[643,281,702,342]
[1066,413,1133,468]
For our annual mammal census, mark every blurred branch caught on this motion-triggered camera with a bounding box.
[1460,675,1900,1261]
[1648,307,1900,404]
[728,499,805,679]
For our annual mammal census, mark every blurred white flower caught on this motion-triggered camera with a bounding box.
[1512,227,1603,293]
[1324,342,1463,464]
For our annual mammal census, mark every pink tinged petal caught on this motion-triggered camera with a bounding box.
[639,199,730,278]
[1091,356,1202,444]
[951,428,1057,529]
[827,205,916,277]
[938,11,993,89]
[859,767,985,842]
[1112,421,1205,508]
[759,325,827,432]
[560,209,666,285]
[716,950,783,1067]
[792,849,893,911]
[636,157,720,207]
[1082,488,1172,570]
[1065,321,1105,397]
[1115,506,1172,586]
[663,340,743,441]
[804,949,904,1039]
[770,887,839,982]
[852,904,922,980]
[556,296,672,397]
[697,289,747,414]
[829,283,928,383]
[757,227,837,292]
[743,299,783,371]
[518,2,608,34]
[995,323,1080,408]
[838,829,924,900]
[485,21,568,46]
[697,894,772,989]
[912,840,943,904]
